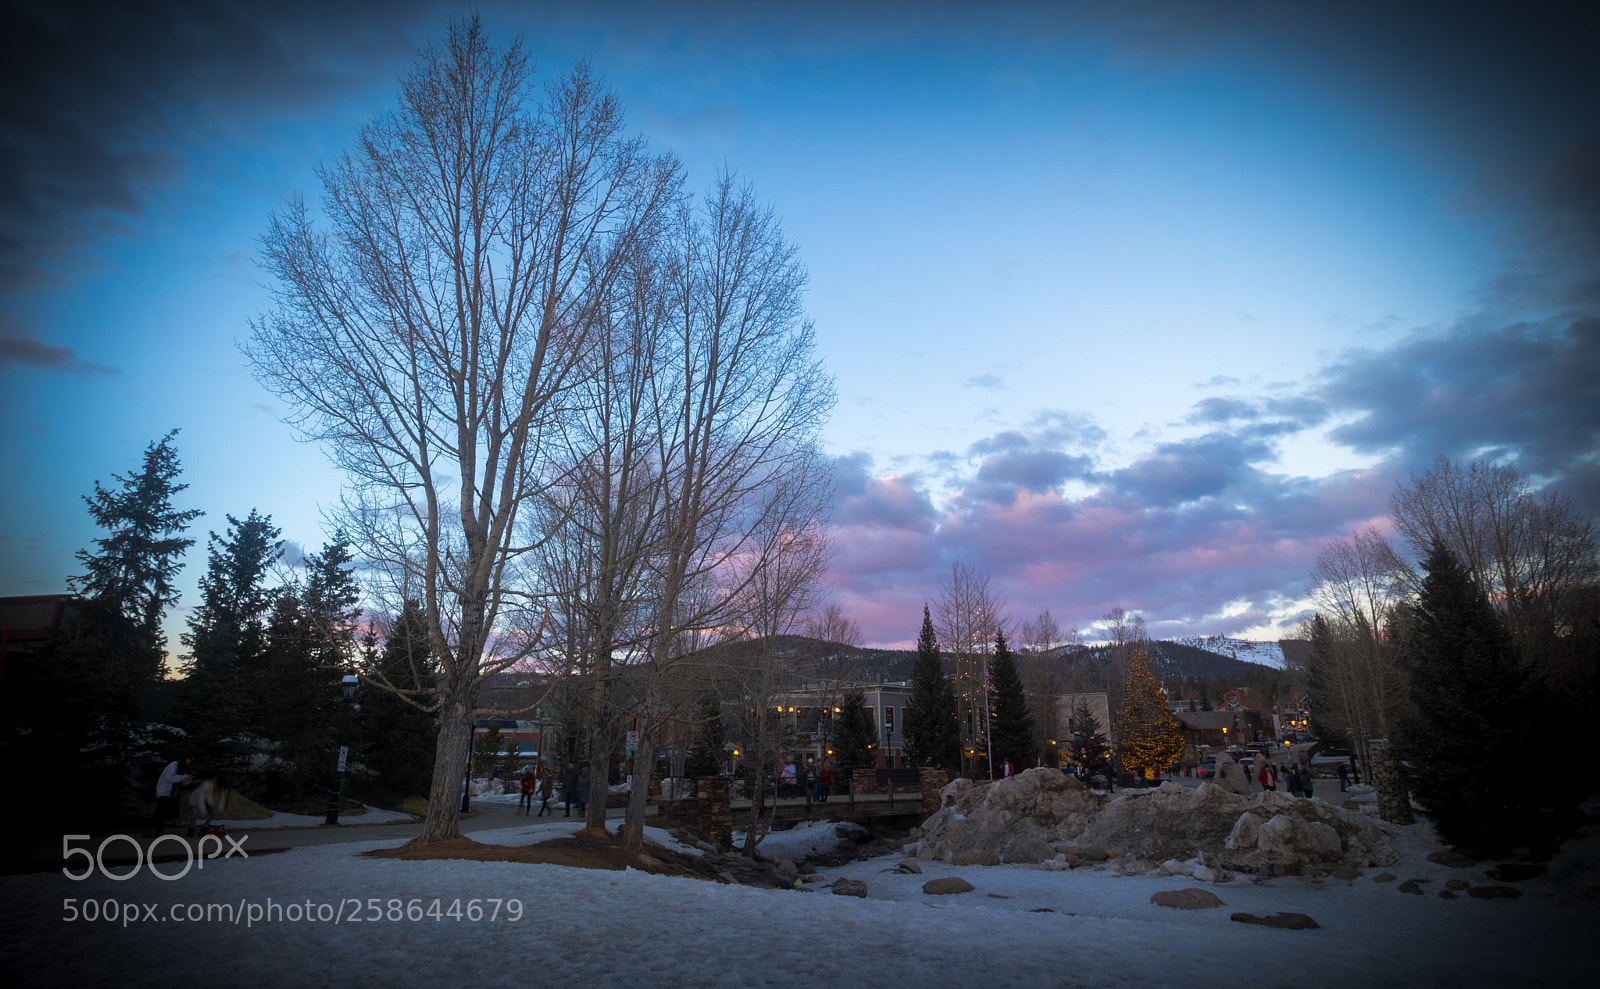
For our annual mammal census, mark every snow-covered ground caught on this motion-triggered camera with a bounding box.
[205,805,419,830]
[2,818,1589,987]
[1171,635,1286,669]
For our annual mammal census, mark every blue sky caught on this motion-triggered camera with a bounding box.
[2,1,1596,649]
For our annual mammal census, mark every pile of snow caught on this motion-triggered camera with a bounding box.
[734,820,862,863]
[917,768,1105,864]
[1172,635,1285,668]
[209,804,419,830]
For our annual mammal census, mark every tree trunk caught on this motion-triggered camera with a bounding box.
[620,728,655,850]
[419,690,473,842]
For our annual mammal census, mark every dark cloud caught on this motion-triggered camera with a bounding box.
[963,373,1003,389]
[0,0,435,294]
[0,328,116,374]
[1319,316,1600,489]
[975,450,1095,492]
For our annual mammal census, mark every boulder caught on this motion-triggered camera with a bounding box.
[1231,912,1320,930]
[922,877,975,895]
[954,849,1001,867]
[1001,834,1057,864]
[1438,889,1458,899]
[1330,865,1362,881]
[1445,879,1470,891]
[831,879,869,898]
[1150,888,1225,910]
[895,859,922,874]
[1257,816,1342,867]
[1398,880,1425,895]
[1373,873,1396,883]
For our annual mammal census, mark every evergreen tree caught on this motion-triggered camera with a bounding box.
[69,430,203,717]
[360,600,439,798]
[471,720,505,779]
[685,694,727,777]
[257,536,363,798]
[906,604,960,770]
[1069,699,1110,775]
[987,630,1036,768]
[177,510,282,767]
[1401,540,1563,853]
[1115,650,1185,780]
[832,690,878,776]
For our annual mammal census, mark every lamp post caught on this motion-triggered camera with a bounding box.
[883,723,894,769]
[461,720,474,814]
[325,675,359,825]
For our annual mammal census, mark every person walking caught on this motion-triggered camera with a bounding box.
[1302,770,1315,799]
[1337,763,1349,792]
[818,763,833,803]
[1287,766,1304,798]
[1257,763,1274,792]
[518,768,537,815]
[561,761,580,817]
[148,754,192,836]
[536,767,555,817]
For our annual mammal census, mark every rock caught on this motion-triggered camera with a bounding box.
[1150,888,1226,910]
[895,859,922,874]
[1158,859,1195,877]
[954,849,1001,867]
[1466,885,1523,900]
[831,879,869,898]
[1426,850,1475,868]
[801,874,828,884]
[836,839,856,852]
[987,893,1010,899]
[1485,863,1547,883]
[1227,812,1264,851]
[1398,880,1425,895]
[1438,889,1457,899]
[1330,865,1361,881]
[1231,912,1320,930]
[1445,879,1470,891]
[1257,816,1342,867]
[922,877,975,895]
[1373,873,1396,883]
[1077,846,1109,862]
[774,858,798,877]
[1001,834,1058,865]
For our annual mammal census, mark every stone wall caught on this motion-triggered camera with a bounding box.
[691,776,733,848]
[851,769,882,797]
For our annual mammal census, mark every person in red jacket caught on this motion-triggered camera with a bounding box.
[518,768,537,815]
[817,763,834,803]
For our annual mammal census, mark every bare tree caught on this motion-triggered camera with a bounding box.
[1389,457,1599,696]
[610,175,835,847]
[934,562,1007,776]
[1018,608,1070,760]
[247,21,678,843]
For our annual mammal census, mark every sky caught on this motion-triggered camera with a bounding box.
[2,0,1596,650]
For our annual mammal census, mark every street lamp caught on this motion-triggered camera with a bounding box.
[883,723,893,768]
[325,675,359,825]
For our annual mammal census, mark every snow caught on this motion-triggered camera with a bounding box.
[1171,635,1285,669]
[2,818,1589,986]
[205,805,419,830]
[733,820,858,862]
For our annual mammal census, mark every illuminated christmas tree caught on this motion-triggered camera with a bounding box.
[1115,650,1185,779]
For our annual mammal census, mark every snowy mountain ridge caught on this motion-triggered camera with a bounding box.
[1168,635,1286,670]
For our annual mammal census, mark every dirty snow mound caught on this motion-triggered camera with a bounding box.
[916,768,1105,863]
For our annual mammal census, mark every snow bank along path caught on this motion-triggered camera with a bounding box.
[0,820,1587,987]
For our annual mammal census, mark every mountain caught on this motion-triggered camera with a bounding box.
[1168,636,1287,670]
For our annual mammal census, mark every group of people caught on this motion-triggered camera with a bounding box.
[775,759,835,802]
[1252,759,1316,798]
[516,762,590,817]
[146,753,228,837]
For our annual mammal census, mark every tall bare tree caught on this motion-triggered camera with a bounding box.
[247,21,678,842]
[934,563,1007,776]
[610,176,835,846]
[1017,608,1069,756]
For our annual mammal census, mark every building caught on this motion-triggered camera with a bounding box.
[770,681,914,769]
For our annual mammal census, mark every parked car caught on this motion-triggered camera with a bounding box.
[1196,755,1218,779]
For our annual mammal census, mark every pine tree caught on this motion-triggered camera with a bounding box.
[685,694,727,777]
[1401,540,1562,852]
[360,600,439,798]
[832,690,878,776]
[1069,699,1110,775]
[471,720,505,779]
[69,430,203,717]
[177,510,282,768]
[987,630,1036,769]
[905,604,959,770]
[1115,650,1185,780]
